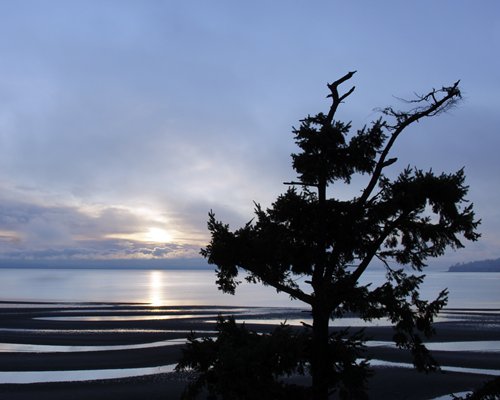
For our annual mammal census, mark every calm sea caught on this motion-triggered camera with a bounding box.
[0,268,498,309]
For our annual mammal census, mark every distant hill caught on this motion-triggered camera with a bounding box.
[448,258,500,272]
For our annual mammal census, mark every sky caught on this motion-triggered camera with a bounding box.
[0,1,498,268]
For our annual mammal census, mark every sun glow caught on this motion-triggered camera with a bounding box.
[105,227,173,244]
[143,227,172,243]
[99,205,204,247]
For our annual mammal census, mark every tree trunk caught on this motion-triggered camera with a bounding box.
[311,304,330,400]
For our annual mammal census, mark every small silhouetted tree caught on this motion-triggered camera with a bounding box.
[178,317,311,399]
[185,72,480,399]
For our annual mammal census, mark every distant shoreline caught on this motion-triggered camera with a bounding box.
[447,257,500,272]
[448,265,500,272]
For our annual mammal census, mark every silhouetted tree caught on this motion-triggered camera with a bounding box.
[181,72,480,399]
[177,317,312,399]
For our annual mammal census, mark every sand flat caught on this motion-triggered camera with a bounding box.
[0,302,498,399]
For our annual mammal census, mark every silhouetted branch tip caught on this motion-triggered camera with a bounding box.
[380,81,462,124]
[325,71,357,123]
[339,86,356,102]
[382,158,398,168]
[328,70,357,90]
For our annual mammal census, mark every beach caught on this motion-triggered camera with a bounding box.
[0,302,498,399]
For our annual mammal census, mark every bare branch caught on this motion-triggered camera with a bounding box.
[359,81,461,205]
[328,70,357,89]
[326,70,357,124]
[382,157,398,168]
[380,81,461,126]
[375,254,391,269]
[266,278,313,305]
[339,86,356,103]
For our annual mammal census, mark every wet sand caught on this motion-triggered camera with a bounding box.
[0,302,498,399]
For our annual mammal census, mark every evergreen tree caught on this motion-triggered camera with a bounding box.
[183,72,480,399]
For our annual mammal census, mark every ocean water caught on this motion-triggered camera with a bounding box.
[0,268,498,309]
[0,267,499,389]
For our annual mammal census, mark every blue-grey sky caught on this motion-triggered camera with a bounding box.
[0,1,498,267]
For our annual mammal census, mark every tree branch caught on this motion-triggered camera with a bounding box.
[339,86,356,103]
[358,82,461,205]
[264,277,313,305]
[326,70,357,124]
[349,212,408,284]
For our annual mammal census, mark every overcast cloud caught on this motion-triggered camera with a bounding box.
[0,1,499,267]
